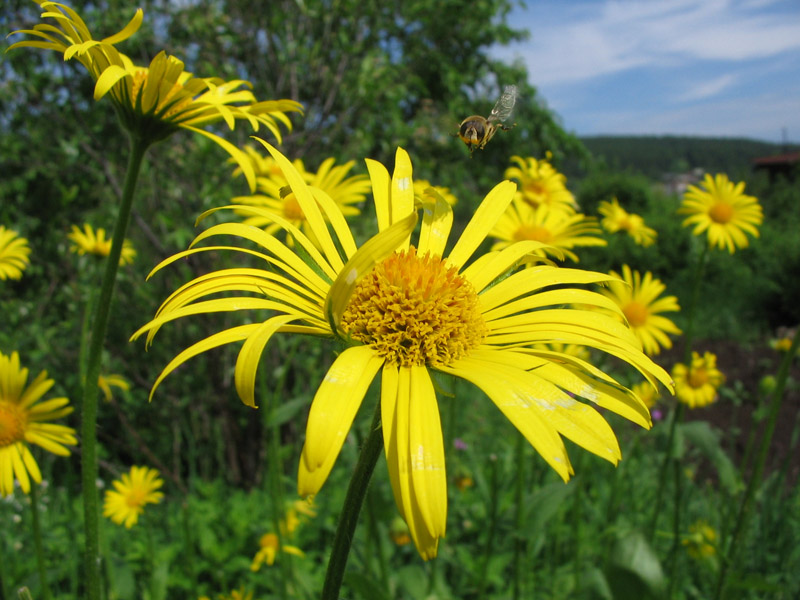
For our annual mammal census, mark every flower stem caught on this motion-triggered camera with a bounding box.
[30,483,51,600]
[321,402,384,600]
[713,328,800,600]
[81,133,149,600]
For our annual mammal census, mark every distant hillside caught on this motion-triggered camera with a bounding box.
[579,135,798,178]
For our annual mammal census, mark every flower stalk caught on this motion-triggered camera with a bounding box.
[81,133,150,600]
[321,401,384,600]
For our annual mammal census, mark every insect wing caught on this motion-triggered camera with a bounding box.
[488,85,518,124]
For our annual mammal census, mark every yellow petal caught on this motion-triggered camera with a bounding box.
[235,315,297,407]
[417,194,453,258]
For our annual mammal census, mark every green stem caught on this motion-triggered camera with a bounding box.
[321,402,384,600]
[30,484,51,600]
[647,402,684,540]
[81,134,149,600]
[713,328,800,600]
[512,433,526,600]
[476,454,500,598]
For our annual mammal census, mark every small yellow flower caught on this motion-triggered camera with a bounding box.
[682,520,717,559]
[68,224,136,265]
[598,265,682,356]
[771,337,793,352]
[0,351,76,496]
[598,198,657,247]
[250,532,305,571]
[504,155,578,213]
[8,2,302,190]
[672,352,724,409]
[631,381,660,410]
[198,588,253,600]
[103,465,164,528]
[97,374,130,402]
[414,179,458,206]
[232,154,369,239]
[678,173,762,254]
[0,226,31,281]
[490,201,606,263]
[454,474,474,492]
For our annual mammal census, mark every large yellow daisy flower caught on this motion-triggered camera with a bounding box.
[0,351,76,497]
[598,265,682,356]
[0,226,32,281]
[504,156,578,213]
[8,1,302,190]
[102,465,164,528]
[672,351,724,408]
[68,224,136,265]
[678,173,762,254]
[598,198,657,247]
[489,201,606,263]
[133,144,672,559]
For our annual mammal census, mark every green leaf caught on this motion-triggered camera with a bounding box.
[267,395,310,427]
[605,531,666,600]
[679,421,741,493]
[343,572,391,600]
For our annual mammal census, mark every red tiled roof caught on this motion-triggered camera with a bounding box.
[753,152,800,166]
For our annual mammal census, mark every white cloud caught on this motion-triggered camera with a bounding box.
[498,0,800,86]
[673,73,738,102]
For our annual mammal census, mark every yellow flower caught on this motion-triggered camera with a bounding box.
[678,173,762,254]
[8,2,302,190]
[672,352,724,409]
[454,474,474,492]
[250,532,305,571]
[490,201,606,263]
[133,144,672,559]
[414,179,458,206]
[0,351,76,496]
[199,588,253,600]
[0,226,31,281]
[97,374,130,402]
[68,224,136,265]
[232,154,369,239]
[598,265,682,356]
[631,381,660,410]
[682,520,717,559]
[598,198,657,247]
[504,156,578,213]
[102,465,164,528]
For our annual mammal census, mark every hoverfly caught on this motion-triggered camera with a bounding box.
[457,85,518,157]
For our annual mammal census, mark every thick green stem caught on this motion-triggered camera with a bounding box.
[30,484,51,600]
[81,134,149,600]
[714,328,800,600]
[321,402,384,600]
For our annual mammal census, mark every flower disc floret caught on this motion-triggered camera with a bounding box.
[341,247,486,367]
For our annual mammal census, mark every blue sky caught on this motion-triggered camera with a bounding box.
[492,0,800,142]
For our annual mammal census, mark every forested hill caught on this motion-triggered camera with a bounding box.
[580,135,798,178]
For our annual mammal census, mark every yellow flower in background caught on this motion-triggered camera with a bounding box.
[250,533,305,571]
[0,226,31,281]
[0,351,77,497]
[598,265,682,356]
[672,351,724,409]
[199,588,253,600]
[534,342,591,363]
[133,144,672,559]
[103,465,164,528]
[598,198,657,247]
[8,1,302,190]
[631,381,660,410]
[682,520,717,559]
[414,179,458,206]
[232,154,370,238]
[678,173,762,254]
[68,224,136,265]
[504,155,578,213]
[97,374,130,402]
[490,201,606,263]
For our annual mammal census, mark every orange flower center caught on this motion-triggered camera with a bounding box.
[282,194,305,221]
[708,202,734,224]
[340,246,486,367]
[514,225,553,243]
[124,488,150,509]
[0,401,26,447]
[623,301,649,327]
[688,368,709,388]
[523,180,546,198]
